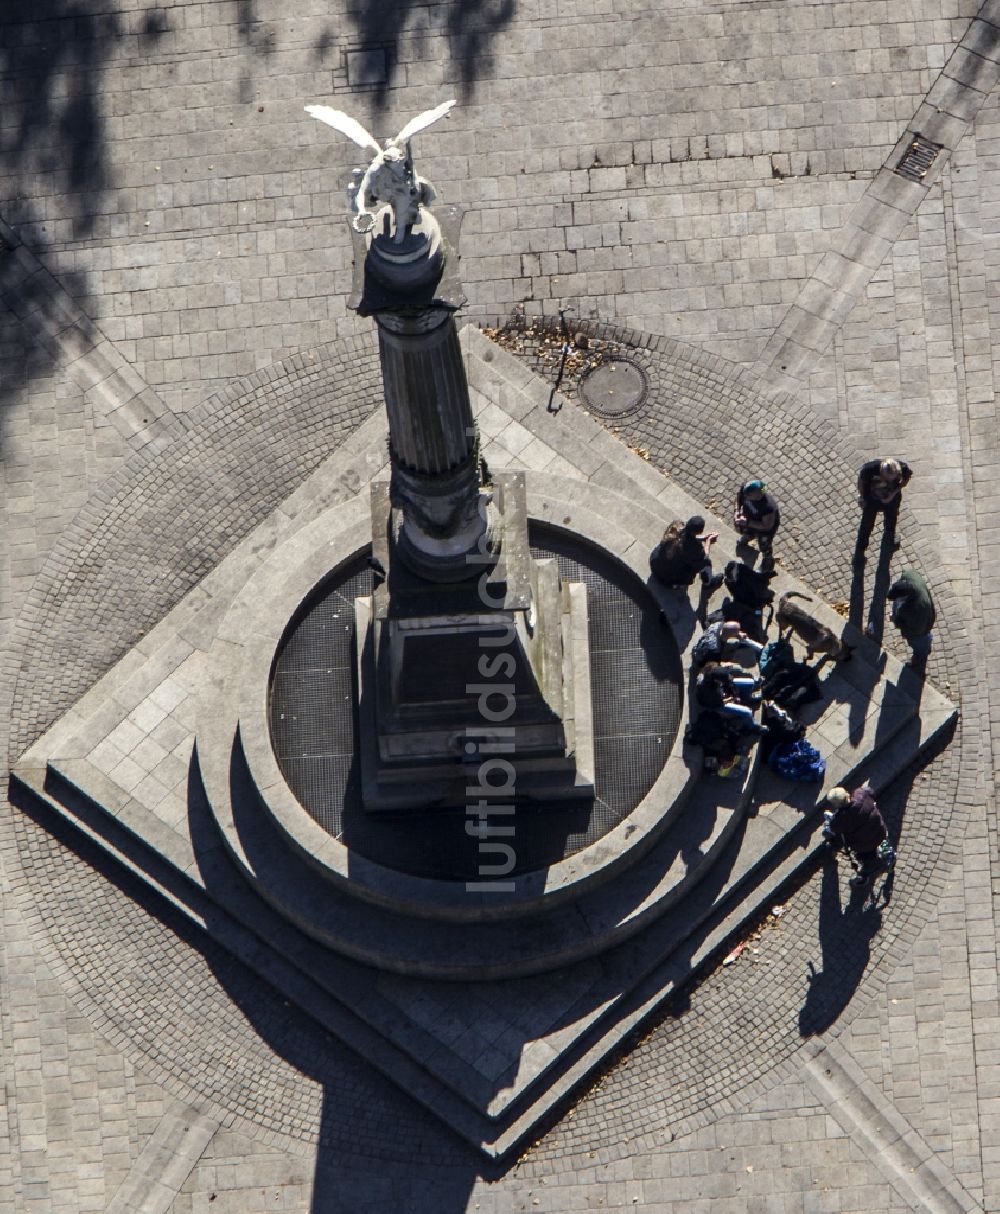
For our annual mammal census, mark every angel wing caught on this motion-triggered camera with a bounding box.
[392,99,456,146]
[304,105,381,155]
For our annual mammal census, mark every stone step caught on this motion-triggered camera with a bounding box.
[8,762,500,1150]
[485,692,958,1157]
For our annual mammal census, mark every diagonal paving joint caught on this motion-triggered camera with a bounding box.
[754,0,1000,388]
[104,1102,219,1214]
[804,1038,984,1214]
[0,215,179,453]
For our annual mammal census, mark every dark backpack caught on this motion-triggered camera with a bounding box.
[760,701,805,758]
[761,662,823,711]
[691,622,726,667]
[759,638,794,677]
[724,560,775,608]
[685,709,759,755]
[694,669,728,709]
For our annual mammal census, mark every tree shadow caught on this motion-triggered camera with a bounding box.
[0,2,176,237]
[0,2,170,446]
[344,0,517,111]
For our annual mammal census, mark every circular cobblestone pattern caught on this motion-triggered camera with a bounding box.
[4,321,973,1168]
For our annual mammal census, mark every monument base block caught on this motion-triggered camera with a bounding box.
[355,473,595,812]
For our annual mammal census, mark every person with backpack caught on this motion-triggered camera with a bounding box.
[649,515,723,590]
[709,557,777,638]
[733,479,780,572]
[854,457,911,565]
[821,783,894,887]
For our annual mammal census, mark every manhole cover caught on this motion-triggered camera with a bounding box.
[578,358,648,417]
[895,132,942,183]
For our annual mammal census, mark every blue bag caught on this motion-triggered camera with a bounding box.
[767,738,826,782]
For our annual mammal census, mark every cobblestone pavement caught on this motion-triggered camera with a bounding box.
[2,0,1000,1210]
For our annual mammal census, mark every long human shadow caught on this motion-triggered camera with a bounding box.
[799,852,881,1035]
[341,0,517,110]
[813,644,886,746]
[795,718,954,1036]
[848,516,896,644]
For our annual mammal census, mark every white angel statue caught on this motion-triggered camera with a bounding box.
[305,99,456,242]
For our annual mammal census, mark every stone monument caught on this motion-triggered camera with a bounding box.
[306,102,595,811]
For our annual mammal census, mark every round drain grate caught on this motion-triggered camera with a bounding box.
[578,357,648,418]
[267,524,682,882]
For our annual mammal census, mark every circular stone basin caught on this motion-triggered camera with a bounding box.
[578,357,649,418]
[267,524,682,882]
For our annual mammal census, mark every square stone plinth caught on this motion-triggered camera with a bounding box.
[10,327,956,1158]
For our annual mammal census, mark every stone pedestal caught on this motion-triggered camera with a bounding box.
[356,473,595,811]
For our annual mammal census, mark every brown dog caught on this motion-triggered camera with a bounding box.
[775,592,853,662]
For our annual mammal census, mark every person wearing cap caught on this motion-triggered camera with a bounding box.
[650,515,724,591]
[733,479,780,572]
[821,783,890,887]
[854,457,912,564]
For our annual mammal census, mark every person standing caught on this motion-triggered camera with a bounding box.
[887,568,935,659]
[649,515,723,591]
[733,479,780,572]
[821,783,893,887]
[854,458,911,564]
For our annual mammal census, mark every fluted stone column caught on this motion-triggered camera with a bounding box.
[360,209,493,581]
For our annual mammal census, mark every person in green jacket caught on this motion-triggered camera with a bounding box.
[887,569,935,658]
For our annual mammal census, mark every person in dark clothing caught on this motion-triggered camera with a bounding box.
[887,568,935,656]
[854,458,912,563]
[821,783,890,886]
[650,515,724,590]
[733,479,780,572]
[692,619,764,668]
[694,661,761,721]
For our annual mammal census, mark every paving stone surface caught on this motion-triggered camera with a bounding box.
[2,0,1000,1210]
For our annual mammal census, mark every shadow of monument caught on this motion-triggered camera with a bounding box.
[184,753,486,1210]
[9,768,483,1210]
[185,731,749,1178]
